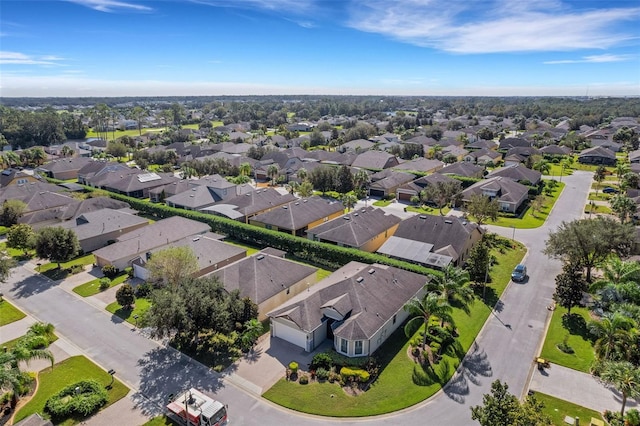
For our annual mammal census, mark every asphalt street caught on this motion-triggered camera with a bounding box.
[2,171,593,425]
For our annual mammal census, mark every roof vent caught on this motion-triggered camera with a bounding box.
[282,205,288,209]
[303,199,308,203]
[356,277,364,283]
[419,215,427,219]
[344,216,350,220]
[444,220,453,224]
[354,213,358,216]
[368,269,375,274]
[192,236,200,241]
[256,254,265,260]
[295,202,299,205]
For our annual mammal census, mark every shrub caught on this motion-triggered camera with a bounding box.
[69,264,85,274]
[299,374,309,385]
[45,380,108,419]
[101,265,118,279]
[135,282,153,298]
[340,367,370,383]
[310,352,332,370]
[99,278,111,291]
[429,342,441,355]
[625,409,640,426]
[115,283,135,309]
[288,361,298,374]
[315,368,329,381]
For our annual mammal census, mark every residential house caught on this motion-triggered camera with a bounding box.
[377,215,483,267]
[250,196,344,237]
[578,146,617,166]
[306,207,401,252]
[339,139,375,153]
[486,164,542,185]
[132,232,246,280]
[200,188,296,222]
[460,176,529,213]
[368,170,415,198]
[37,157,93,180]
[351,151,399,170]
[629,149,640,164]
[0,169,41,187]
[465,140,496,151]
[437,162,485,179]
[211,252,318,321]
[504,147,540,164]
[539,145,571,157]
[58,208,149,253]
[396,173,458,202]
[164,175,252,211]
[92,216,210,270]
[464,148,502,165]
[442,145,469,162]
[268,262,428,355]
[498,137,531,151]
[86,169,180,198]
[393,158,444,174]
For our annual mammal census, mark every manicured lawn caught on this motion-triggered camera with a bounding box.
[587,193,612,202]
[263,239,526,416]
[547,164,573,178]
[405,205,451,216]
[0,225,8,235]
[0,300,26,326]
[488,182,565,229]
[540,306,595,373]
[373,199,393,207]
[224,239,260,256]
[72,272,130,297]
[317,269,332,281]
[533,392,604,425]
[106,298,152,325]
[585,204,612,215]
[14,356,129,425]
[86,123,215,141]
[142,416,179,426]
[0,242,34,261]
[38,254,95,280]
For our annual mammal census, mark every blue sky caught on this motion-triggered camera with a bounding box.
[1,0,639,97]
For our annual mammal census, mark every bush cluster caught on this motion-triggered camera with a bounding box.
[101,265,118,279]
[45,380,108,419]
[339,367,370,383]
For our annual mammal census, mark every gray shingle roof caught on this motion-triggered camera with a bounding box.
[461,176,529,205]
[251,196,343,231]
[268,262,428,341]
[212,253,317,305]
[486,164,542,184]
[307,207,401,248]
[438,162,484,178]
[59,208,149,241]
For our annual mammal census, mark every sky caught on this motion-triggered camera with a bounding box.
[1,0,639,97]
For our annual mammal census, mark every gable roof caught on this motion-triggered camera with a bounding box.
[393,158,444,173]
[268,262,428,340]
[579,146,616,159]
[351,151,398,170]
[251,196,343,231]
[486,164,542,184]
[391,215,481,262]
[437,162,485,178]
[461,176,529,205]
[212,253,317,305]
[306,207,401,248]
[499,137,531,150]
[201,187,296,218]
[59,208,149,241]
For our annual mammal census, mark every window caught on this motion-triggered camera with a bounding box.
[354,340,363,355]
[340,338,348,354]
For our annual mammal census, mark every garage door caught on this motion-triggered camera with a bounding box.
[272,320,307,350]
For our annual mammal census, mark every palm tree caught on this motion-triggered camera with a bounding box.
[592,257,640,305]
[60,145,73,158]
[610,194,637,224]
[616,163,630,182]
[342,193,358,212]
[588,312,636,361]
[267,164,279,186]
[594,165,606,195]
[131,106,147,136]
[427,265,475,314]
[298,181,314,197]
[239,162,251,177]
[296,168,308,182]
[404,292,454,350]
[533,159,551,175]
[599,360,640,416]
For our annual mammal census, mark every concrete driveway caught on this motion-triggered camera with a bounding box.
[223,335,332,395]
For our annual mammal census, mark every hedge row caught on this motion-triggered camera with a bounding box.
[53,180,441,278]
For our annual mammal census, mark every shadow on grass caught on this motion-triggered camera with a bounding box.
[40,267,69,281]
[561,313,593,342]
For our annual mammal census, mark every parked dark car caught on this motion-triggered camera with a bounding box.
[511,264,527,282]
[602,187,619,194]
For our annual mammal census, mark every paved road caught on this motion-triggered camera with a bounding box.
[2,171,594,425]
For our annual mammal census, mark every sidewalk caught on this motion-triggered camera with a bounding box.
[530,363,639,413]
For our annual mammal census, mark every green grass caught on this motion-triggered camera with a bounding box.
[224,240,260,256]
[106,298,152,325]
[405,205,451,216]
[534,392,605,425]
[585,204,612,215]
[0,225,8,236]
[317,269,332,281]
[372,199,393,207]
[547,164,574,177]
[14,356,129,425]
[142,416,179,426]
[38,254,95,280]
[482,182,565,229]
[263,239,526,416]
[0,300,26,327]
[0,242,35,261]
[540,306,595,373]
[588,193,612,201]
[86,123,219,141]
[72,272,130,297]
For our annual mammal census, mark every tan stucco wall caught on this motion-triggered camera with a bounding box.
[257,271,318,321]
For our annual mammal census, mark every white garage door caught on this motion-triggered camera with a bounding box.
[273,321,307,350]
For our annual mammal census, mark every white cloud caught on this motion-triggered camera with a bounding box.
[67,0,152,13]
[346,0,640,53]
[0,51,66,66]
[1,73,638,97]
[188,0,315,14]
[544,54,635,64]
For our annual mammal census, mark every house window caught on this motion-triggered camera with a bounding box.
[393,314,397,325]
[340,338,348,354]
[354,340,363,355]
